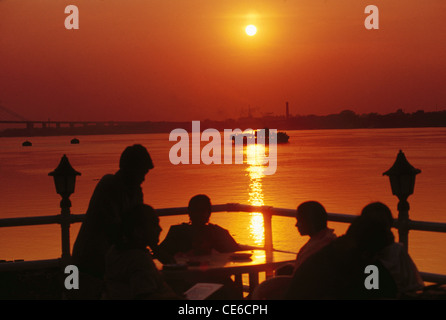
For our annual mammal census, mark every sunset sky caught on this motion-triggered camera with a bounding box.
[0,0,445,122]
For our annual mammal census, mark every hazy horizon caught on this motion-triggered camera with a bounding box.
[1,106,445,124]
[1,0,445,122]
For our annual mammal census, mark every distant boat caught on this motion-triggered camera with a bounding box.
[256,129,290,144]
[70,138,80,144]
[276,131,290,143]
[22,140,32,147]
[230,128,290,145]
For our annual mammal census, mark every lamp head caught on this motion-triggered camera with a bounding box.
[49,155,81,197]
[383,150,421,199]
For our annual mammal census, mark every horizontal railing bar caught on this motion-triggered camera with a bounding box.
[408,220,446,233]
[1,203,446,233]
[420,272,446,284]
[0,215,61,227]
[0,259,61,272]
[69,214,85,224]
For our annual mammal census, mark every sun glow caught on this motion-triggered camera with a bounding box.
[245,24,257,36]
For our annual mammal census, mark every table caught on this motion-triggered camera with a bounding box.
[155,250,296,294]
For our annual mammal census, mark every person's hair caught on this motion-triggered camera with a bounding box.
[296,201,328,232]
[347,203,394,255]
[119,144,154,174]
[360,202,394,230]
[188,194,212,224]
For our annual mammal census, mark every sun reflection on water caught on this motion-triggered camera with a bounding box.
[245,143,268,247]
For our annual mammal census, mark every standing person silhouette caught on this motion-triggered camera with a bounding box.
[71,144,154,299]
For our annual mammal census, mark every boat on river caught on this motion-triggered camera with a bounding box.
[230,128,290,145]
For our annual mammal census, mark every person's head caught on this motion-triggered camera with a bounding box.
[295,201,328,237]
[121,204,162,249]
[360,202,394,230]
[359,202,395,246]
[346,207,393,258]
[119,144,154,185]
[188,194,212,226]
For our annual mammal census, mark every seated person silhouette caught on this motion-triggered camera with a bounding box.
[158,194,241,257]
[360,202,424,296]
[276,201,337,276]
[104,204,180,300]
[294,201,337,269]
[285,212,398,300]
[158,194,243,299]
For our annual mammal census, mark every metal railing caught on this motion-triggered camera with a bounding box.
[1,202,446,286]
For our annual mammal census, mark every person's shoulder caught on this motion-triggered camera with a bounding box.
[98,173,116,182]
[94,173,118,189]
[120,248,153,262]
[207,223,229,232]
[380,241,406,258]
[166,223,190,233]
[172,223,190,229]
[207,224,235,239]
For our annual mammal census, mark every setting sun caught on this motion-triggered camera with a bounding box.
[245,24,257,36]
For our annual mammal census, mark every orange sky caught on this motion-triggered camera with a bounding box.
[0,0,445,122]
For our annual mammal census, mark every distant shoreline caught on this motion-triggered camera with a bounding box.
[1,124,446,139]
[1,109,446,138]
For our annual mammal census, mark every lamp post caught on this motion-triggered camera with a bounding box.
[49,155,81,263]
[383,150,421,251]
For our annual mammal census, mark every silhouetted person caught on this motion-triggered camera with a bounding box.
[360,202,424,296]
[158,194,241,256]
[285,213,398,300]
[277,201,337,275]
[294,201,337,269]
[104,204,179,300]
[158,194,243,299]
[71,144,154,299]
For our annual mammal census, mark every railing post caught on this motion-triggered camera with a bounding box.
[397,197,410,251]
[383,150,421,253]
[262,207,273,254]
[48,155,81,265]
[248,272,259,294]
[60,197,72,265]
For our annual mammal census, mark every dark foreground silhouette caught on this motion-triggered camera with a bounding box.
[71,144,154,299]
[253,202,425,300]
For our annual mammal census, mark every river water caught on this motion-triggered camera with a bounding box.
[1,127,446,275]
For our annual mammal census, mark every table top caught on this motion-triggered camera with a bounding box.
[155,250,296,276]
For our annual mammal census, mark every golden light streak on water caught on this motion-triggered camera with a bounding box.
[246,143,267,247]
